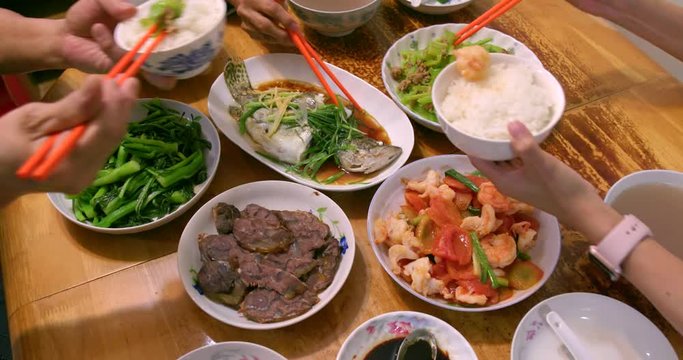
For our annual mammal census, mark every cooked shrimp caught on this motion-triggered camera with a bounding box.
[453,286,487,305]
[480,233,517,268]
[453,45,491,82]
[386,215,421,248]
[405,170,441,195]
[511,221,538,253]
[403,257,445,296]
[424,184,456,202]
[373,218,389,244]
[454,191,473,211]
[460,204,496,237]
[477,182,511,213]
[506,198,535,215]
[388,245,419,275]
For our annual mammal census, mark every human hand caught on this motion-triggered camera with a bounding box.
[232,0,299,44]
[62,0,137,73]
[468,121,602,226]
[0,75,139,206]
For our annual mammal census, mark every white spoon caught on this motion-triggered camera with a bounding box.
[539,304,592,360]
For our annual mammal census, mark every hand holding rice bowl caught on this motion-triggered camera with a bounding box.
[433,53,565,160]
[114,0,226,79]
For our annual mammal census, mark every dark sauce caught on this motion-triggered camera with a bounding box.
[364,337,449,360]
[255,80,392,185]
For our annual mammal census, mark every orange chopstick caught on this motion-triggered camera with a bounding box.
[17,28,167,181]
[455,0,522,46]
[288,30,340,106]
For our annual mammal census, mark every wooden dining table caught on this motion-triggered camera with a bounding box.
[1,0,682,358]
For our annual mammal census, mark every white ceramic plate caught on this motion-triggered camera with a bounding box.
[179,341,286,360]
[382,24,543,132]
[367,155,561,312]
[208,53,414,192]
[47,98,221,234]
[336,311,477,360]
[396,0,472,15]
[511,292,677,359]
[177,180,356,330]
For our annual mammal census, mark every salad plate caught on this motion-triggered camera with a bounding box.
[177,180,355,330]
[208,53,414,192]
[367,155,561,312]
[382,24,543,132]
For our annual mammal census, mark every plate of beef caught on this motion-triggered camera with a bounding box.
[177,180,355,329]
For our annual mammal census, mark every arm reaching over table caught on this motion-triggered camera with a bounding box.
[566,0,683,61]
[228,0,299,44]
[469,121,683,335]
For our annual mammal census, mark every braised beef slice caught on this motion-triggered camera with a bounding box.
[198,234,252,268]
[233,205,293,254]
[306,235,341,292]
[239,260,307,298]
[263,251,318,278]
[197,260,247,307]
[276,210,329,254]
[213,203,241,234]
[240,288,319,323]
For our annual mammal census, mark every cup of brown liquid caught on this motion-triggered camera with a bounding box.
[288,0,381,37]
[605,170,683,259]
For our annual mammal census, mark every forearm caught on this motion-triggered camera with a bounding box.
[0,9,68,74]
[599,0,683,61]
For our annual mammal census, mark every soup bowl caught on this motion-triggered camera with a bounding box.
[114,0,226,79]
[289,0,381,37]
[604,169,683,204]
[433,54,565,161]
[396,0,473,15]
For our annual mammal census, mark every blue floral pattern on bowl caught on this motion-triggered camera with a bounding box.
[156,40,216,75]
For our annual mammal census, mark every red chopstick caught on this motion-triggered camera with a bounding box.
[288,30,340,106]
[454,0,522,46]
[16,25,167,181]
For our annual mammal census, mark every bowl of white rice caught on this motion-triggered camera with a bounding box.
[114,0,226,79]
[432,53,565,160]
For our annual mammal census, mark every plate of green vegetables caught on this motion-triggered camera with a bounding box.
[382,24,543,132]
[47,98,221,234]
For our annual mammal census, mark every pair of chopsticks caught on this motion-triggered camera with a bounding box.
[454,0,522,46]
[286,30,363,112]
[16,24,168,181]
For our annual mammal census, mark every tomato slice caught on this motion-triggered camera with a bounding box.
[433,224,471,266]
[446,261,477,280]
[405,190,428,212]
[513,213,540,231]
[457,279,497,298]
[496,215,515,234]
[443,176,471,193]
[466,174,488,188]
[430,261,450,282]
[427,195,462,227]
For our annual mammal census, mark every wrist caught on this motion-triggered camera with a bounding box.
[558,192,623,244]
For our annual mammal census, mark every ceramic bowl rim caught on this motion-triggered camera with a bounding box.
[289,0,380,14]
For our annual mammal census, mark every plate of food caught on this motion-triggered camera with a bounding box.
[177,180,355,329]
[207,53,414,192]
[179,341,286,360]
[47,98,220,234]
[382,24,542,132]
[337,311,477,360]
[367,155,561,312]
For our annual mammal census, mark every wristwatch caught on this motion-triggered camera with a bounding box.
[588,214,652,281]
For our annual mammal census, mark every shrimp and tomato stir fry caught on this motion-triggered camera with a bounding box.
[374,169,544,306]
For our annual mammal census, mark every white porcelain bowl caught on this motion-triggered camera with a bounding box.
[511,293,676,359]
[177,180,356,330]
[396,0,472,14]
[289,0,381,37]
[367,155,561,312]
[179,342,286,360]
[604,169,683,204]
[433,54,565,160]
[336,311,477,360]
[47,98,221,234]
[382,24,543,132]
[114,0,226,79]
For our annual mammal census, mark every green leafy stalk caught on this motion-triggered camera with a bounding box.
[140,0,185,31]
[445,169,480,193]
[470,231,501,288]
[148,150,204,188]
[92,160,141,187]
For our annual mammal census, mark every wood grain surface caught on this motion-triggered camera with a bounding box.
[1,1,682,359]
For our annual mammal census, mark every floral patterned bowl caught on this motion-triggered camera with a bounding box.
[114,0,226,79]
[336,311,477,360]
[179,341,286,360]
[289,0,381,37]
[396,0,472,15]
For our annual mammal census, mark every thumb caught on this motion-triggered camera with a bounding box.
[24,76,104,136]
[508,121,544,163]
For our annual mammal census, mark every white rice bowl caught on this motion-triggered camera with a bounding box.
[441,62,554,140]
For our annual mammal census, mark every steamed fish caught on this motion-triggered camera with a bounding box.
[224,57,402,179]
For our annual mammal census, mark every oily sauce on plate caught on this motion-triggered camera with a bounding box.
[364,337,449,360]
[254,80,392,185]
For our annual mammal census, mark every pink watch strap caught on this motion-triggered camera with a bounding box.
[589,215,652,281]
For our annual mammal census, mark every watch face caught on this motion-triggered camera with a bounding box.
[588,251,619,281]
